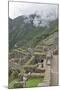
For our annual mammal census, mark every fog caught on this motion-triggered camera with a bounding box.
[9,2,58,20]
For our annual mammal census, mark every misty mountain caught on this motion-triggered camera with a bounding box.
[9,14,58,50]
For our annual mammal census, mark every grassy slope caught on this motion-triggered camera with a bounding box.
[38,29,58,47]
[26,77,43,87]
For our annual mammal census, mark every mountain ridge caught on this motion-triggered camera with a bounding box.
[9,14,58,51]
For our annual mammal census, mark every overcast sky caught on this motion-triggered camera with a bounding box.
[9,2,58,19]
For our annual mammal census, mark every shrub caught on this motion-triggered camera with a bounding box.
[14,82,23,88]
[9,70,18,82]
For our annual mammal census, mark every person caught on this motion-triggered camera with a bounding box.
[41,59,43,63]
[41,63,43,68]
[40,59,44,68]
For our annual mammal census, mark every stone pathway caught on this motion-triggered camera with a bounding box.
[50,55,59,86]
[38,65,51,86]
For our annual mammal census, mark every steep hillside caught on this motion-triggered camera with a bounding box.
[9,15,58,51]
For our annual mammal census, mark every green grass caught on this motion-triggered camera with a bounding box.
[34,52,46,56]
[26,77,43,88]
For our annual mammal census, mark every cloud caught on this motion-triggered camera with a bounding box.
[9,2,58,19]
